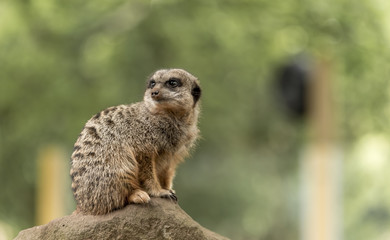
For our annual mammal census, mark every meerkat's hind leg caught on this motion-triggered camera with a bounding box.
[128,189,150,204]
[120,150,151,204]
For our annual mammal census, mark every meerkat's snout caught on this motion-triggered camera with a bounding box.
[151,88,164,101]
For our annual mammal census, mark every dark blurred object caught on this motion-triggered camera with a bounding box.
[275,55,312,118]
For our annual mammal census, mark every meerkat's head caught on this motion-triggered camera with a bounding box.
[144,69,201,115]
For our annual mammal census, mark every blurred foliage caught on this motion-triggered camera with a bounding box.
[1,0,390,239]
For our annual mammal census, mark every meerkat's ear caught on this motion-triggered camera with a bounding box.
[191,83,201,106]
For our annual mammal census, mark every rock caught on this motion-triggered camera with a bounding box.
[14,198,229,240]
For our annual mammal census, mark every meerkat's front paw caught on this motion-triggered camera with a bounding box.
[160,189,178,202]
[148,189,178,202]
[129,189,151,204]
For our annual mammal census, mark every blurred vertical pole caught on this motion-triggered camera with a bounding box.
[36,145,67,225]
[301,58,342,240]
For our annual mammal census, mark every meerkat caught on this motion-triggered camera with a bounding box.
[70,69,201,215]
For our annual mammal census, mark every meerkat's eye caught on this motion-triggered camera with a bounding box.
[166,78,181,88]
[148,80,156,88]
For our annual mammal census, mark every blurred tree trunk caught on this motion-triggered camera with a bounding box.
[301,58,342,240]
[36,145,67,225]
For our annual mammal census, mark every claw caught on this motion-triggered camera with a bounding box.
[161,190,178,203]
[170,192,178,202]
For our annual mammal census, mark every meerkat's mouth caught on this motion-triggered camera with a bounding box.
[151,94,173,103]
[152,97,169,102]
[152,97,183,111]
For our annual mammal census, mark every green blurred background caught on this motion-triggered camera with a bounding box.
[1,0,390,239]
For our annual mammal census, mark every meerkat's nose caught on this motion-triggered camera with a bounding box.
[151,90,159,97]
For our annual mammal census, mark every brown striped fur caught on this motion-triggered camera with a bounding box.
[70,69,201,215]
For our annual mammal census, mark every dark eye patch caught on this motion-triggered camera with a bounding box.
[166,78,182,88]
[148,80,156,88]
